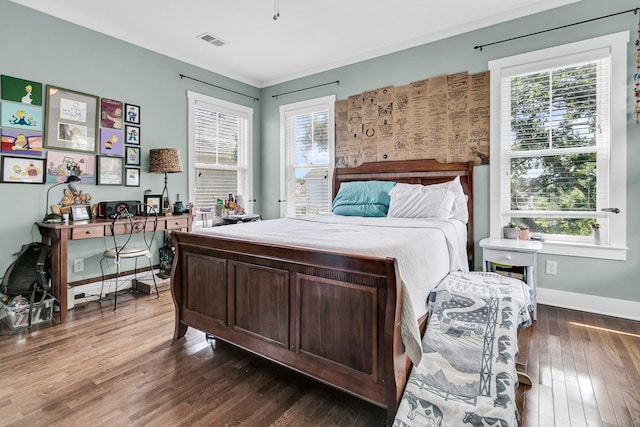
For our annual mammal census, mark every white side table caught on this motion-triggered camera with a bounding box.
[479,237,543,320]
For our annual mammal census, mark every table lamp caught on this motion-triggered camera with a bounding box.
[149,148,183,215]
[43,175,81,223]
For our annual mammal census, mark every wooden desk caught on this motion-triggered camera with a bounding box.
[36,215,192,322]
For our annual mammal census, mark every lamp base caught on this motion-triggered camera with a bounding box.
[43,213,64,223]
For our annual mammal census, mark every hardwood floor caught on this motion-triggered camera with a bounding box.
[1,292,638,426]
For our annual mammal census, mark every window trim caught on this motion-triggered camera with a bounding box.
[187,90,253,213]
[488,32,628,260]
[279,95,336,218]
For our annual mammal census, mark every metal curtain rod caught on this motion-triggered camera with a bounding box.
[474,7,639,51]
[272,80,340,98]
[179,74,260,101]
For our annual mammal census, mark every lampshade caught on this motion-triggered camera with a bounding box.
[149,148,183,174]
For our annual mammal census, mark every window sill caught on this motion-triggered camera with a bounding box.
[538,240,628,261]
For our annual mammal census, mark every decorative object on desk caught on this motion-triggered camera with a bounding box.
[517,224,530,240]
[125,167,140,187]
[159,244,173,278]
[99,128,124,156]
[1,75,43,105]
[125,125,140,145]
[149,148,183,215]
[43,175,81,223]
[45,150,95,184]
[97,155,124,185]
[173,194,185,215]
[143,194,163,216]
[124,103,140,125]
[100,98,123,129]
[1,127,43,156]
[44,85,98,153]
[591,221,601,245]
[502,222,518,239]
[69,205,91,221]
[125,145,140,166]
[0,156,45,184]
[59,183,91,208]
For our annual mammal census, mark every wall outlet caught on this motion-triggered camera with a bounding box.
[545,260,557,275]
[73,258,84,273]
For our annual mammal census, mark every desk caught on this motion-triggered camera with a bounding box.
[36,215,192,322]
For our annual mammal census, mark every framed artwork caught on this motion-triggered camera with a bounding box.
[1,128,42,156]
[0,155,45,184]
[100,98,123,129]
[44,85,98,153]
[70,205,91,221]
[1,75,43,105]
[124,124,140,145]
[97,155,123,185]
[99,128,124,156]
[1,101,43,131]
[125,167,140,187]
[125,145,140,166]
[45,150,95,184]
[124,103,140,124]
[143,194,162,215]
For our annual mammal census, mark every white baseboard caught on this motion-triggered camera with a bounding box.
[70,270,160,300]
[537,287,640,321]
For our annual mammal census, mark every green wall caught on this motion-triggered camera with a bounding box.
[1,0,638,305]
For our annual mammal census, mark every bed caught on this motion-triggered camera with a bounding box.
[170,159,474,423]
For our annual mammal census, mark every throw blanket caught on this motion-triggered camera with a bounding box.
[394,272,534,427]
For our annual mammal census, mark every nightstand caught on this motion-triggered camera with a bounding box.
[479,237,543,320]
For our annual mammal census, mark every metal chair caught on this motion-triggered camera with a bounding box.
[99,202,159,310]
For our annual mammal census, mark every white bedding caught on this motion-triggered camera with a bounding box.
[192,214,469,365]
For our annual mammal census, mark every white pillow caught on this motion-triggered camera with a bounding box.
[387,184,456,219]
[431,176,469,223]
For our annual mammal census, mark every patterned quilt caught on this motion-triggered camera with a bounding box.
[393,271,535,427]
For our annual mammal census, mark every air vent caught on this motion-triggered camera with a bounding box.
[197,32,227,47]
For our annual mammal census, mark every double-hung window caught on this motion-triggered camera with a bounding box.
[279,95,335,217]
[489,32,628,260]
[187,91,253,214]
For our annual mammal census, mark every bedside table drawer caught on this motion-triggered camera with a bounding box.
[483,248,535,266]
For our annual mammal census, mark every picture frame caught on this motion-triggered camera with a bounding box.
[70,205,91,221]
[100,98,123,129]
[44,85,98,153]
[1,101,43,132]
[143,194,162,215]
[124,124,140,145]
[125,167,140,187]
[1,128,43,156]
[99,128,124,156]
[0,155,45,184]
[125,145,140,166]
[1,75,43,106]
[45,150,95,184]
[97,155,123,185]
[124,103,140,125]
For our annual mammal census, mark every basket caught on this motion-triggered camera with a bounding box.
[1,295,55,329]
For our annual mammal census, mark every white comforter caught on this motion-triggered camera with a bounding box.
[192,214,469,365]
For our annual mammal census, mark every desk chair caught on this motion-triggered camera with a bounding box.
[99,203,159,310]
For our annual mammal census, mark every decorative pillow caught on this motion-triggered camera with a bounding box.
[332,180,397,217]
[431,176,469,223]
[387,183,457,219]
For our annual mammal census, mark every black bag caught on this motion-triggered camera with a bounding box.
[2,242,51,297]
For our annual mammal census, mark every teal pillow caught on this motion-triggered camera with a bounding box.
[332,180,396,217]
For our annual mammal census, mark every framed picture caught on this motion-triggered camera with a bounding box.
[97,155,123,185]
[1,101,43,131]
[143,194,162,215]
[44,85,98,153]
[1,75,43,105]
[70,205,91,221]
[1,155,45,184]
[1,128,42,156]
[99,128,124,156]
[100,98,123,129]
[45,151,95,184]
[124,124,140,145]
[125,145,140,166]
[124,103,140,125]
[125,167,140,187]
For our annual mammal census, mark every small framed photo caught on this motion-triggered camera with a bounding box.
[1,155,45,184]
[99,128,124,156]
[97,155,123,185]
[70,205,91,221]
[125,145,141,166]
[125,167,140,187]
[143,194,162,216]
[100,98,123,129]
[124,124,140,145]
[124,103,140,125]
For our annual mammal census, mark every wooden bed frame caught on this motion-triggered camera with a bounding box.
[171,159,474,423]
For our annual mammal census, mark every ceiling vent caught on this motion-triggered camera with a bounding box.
[197,32,227,47]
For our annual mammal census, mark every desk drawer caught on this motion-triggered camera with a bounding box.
[165,217,189,230]
[483,249,535,266]
[112,221,156,235]
[71,225,105,240]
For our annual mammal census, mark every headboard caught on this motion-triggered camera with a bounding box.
[333,159,474,269]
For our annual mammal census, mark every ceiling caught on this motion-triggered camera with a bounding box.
[11,0,580,88]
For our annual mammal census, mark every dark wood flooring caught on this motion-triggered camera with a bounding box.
[1,292,638,426]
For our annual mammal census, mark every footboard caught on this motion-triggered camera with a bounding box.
[171,230,408,422]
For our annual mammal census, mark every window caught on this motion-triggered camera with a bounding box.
[187,91,253,214]
[489,32,628,260]
[279,95,335,217]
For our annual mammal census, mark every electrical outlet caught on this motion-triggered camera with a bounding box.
[545,260,557,275]
[73,258,84,272]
